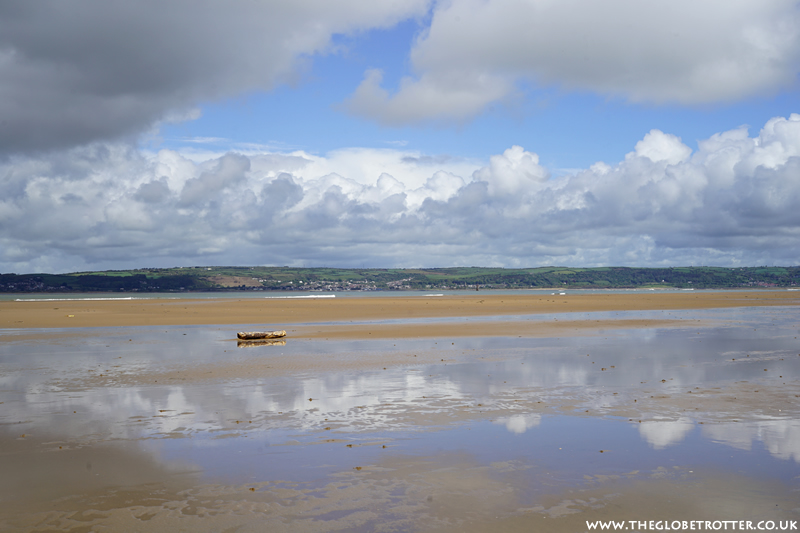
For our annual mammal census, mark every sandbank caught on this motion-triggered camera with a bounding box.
[2,291,797,333]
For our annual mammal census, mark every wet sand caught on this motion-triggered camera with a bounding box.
[3,443,796,533]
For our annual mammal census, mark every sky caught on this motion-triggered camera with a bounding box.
[1,0,800,274]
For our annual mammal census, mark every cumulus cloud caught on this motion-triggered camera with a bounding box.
[630,131,693,166]
[0,0,429,154]
[179,153,250,206]
[2,114,800,273]
[346,0,800,124]
[473,145,549,196]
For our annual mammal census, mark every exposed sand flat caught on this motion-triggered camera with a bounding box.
[2,290,797,330]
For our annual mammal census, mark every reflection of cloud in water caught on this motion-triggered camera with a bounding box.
[2,369,480,443]
[638,418,694,449]
[494,414,541,434]
[12,385,222,440]
[703,420,800,463]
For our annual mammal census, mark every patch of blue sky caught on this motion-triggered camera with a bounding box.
[155,19,424,154]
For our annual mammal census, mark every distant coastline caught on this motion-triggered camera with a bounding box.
[1,265,798,293]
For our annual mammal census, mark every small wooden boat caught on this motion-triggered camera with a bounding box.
[237,330,286,340]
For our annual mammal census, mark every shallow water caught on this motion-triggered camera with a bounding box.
[1,306,799,531]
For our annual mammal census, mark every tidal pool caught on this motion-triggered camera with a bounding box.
[1,306,799,532]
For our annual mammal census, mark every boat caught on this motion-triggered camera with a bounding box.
[237,330,286,340]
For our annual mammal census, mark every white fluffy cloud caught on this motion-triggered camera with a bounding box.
[2,114,800,273]
[346,0,800,124]
[474,145,549,196]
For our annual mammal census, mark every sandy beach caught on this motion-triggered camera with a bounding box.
[1,290,799,532]
[3,290,798,333]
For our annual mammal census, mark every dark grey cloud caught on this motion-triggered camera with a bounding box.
[0,0,429,154]
[179,153,250,206]
[134,178,171,204]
